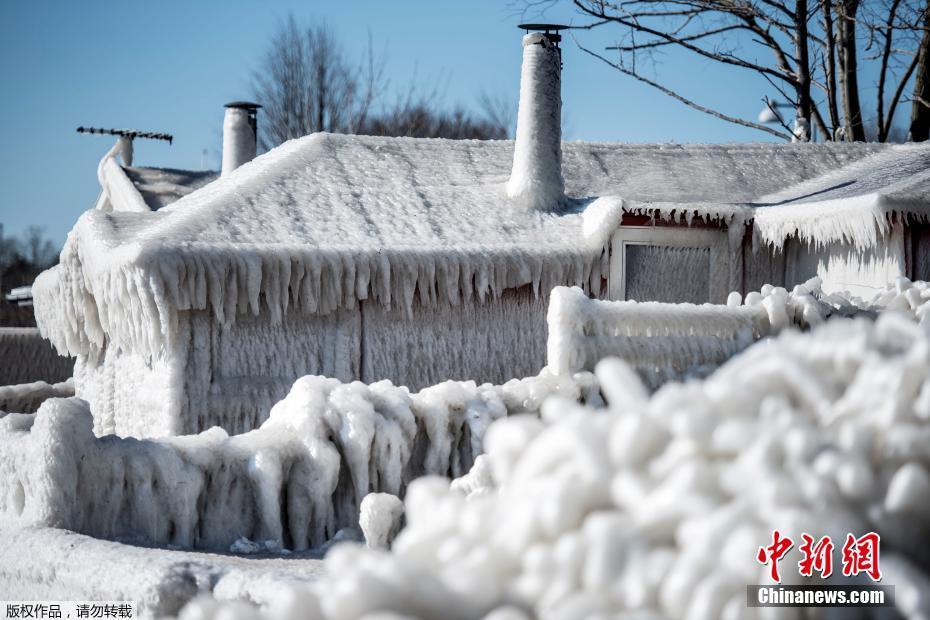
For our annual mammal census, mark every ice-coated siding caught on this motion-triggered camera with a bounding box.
[783,225,906,297]
[72,290,550,438]
[360,286,548,388]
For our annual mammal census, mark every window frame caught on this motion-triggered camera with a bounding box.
[609,225,730,303]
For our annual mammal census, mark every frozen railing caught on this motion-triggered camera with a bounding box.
[546,278,930,386]
[547,287,771,385]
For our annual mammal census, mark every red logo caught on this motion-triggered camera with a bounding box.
[841,532,882,581]
[798,533,834,578]
[757,530,794,583]
[757,531,881,583]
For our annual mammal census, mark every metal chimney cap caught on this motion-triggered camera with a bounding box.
[224,101,262,110]
[517,23,569,45]
[517,24,569,32]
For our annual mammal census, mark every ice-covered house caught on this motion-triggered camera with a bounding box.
[34,25,930,438]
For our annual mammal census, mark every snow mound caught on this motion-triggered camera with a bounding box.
[0,370,597,552]
[184,313,930,619]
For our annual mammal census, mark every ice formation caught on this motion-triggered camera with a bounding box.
[182,312,930,620]
[547,276,930,387]
[358,493,404,550]
[546,279,836,385]
[507,32,564,210]
[31,124,929,439]
[0,370,598,552]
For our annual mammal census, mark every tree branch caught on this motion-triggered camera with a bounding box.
[579,41,793,139]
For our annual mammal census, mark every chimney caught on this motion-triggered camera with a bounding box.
[507,24,567,210]
[222,101,261,176]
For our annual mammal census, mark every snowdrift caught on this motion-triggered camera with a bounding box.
[0,371,597,552]
[184,312,930,620]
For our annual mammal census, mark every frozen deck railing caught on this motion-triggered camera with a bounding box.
[547,287,773,385]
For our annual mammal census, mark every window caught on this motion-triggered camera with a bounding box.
[609,226,729,304]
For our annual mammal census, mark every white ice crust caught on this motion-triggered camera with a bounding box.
[183,310,930,620]
[507,33,564,210]
[0,370,598,552]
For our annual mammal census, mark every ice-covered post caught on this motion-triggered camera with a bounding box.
[507,25,567,210]
[222,101,261,176]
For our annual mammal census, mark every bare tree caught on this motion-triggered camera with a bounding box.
[253,15,511,148]
[910,0,930,140]
[253,16,384,150]
[522,0,929,141]
[23,226,56,269]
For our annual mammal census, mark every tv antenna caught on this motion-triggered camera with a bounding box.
[76,126,174,144]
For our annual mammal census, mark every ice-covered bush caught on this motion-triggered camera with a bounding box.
[184,313,930,619]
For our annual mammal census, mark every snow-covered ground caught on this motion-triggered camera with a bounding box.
[0,525,324,617]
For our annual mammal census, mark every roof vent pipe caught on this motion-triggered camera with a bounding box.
[507,24,567,210]
[222,101,261,176]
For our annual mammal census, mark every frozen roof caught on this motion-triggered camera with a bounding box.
[123,166,218,210]
[34,133,930,359]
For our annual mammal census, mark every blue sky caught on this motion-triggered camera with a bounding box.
[0,1,889,248]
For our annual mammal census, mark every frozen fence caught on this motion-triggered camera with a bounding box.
[547,287,772,384]
[0,379,73,414]
[0,328,73,386]
[0,370,597,552]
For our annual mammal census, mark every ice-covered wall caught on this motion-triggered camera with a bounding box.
[784,225,906,298]
[182,312,930,620]
[360,286,549,389]
[0,327,74,385]
[74,344,184,437]
[0,370,598,551]
[507,32,564,210]
[69,285,552,438]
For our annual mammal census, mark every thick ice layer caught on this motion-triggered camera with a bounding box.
[0,327,74,385]
[0,370,598,552]
[184,313,930,620]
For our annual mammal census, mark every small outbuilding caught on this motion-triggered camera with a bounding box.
[34,26,930,437]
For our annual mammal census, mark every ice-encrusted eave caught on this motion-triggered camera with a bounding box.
[43,200,616,362]
[752,192,930,250]
[581,195,749,234]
